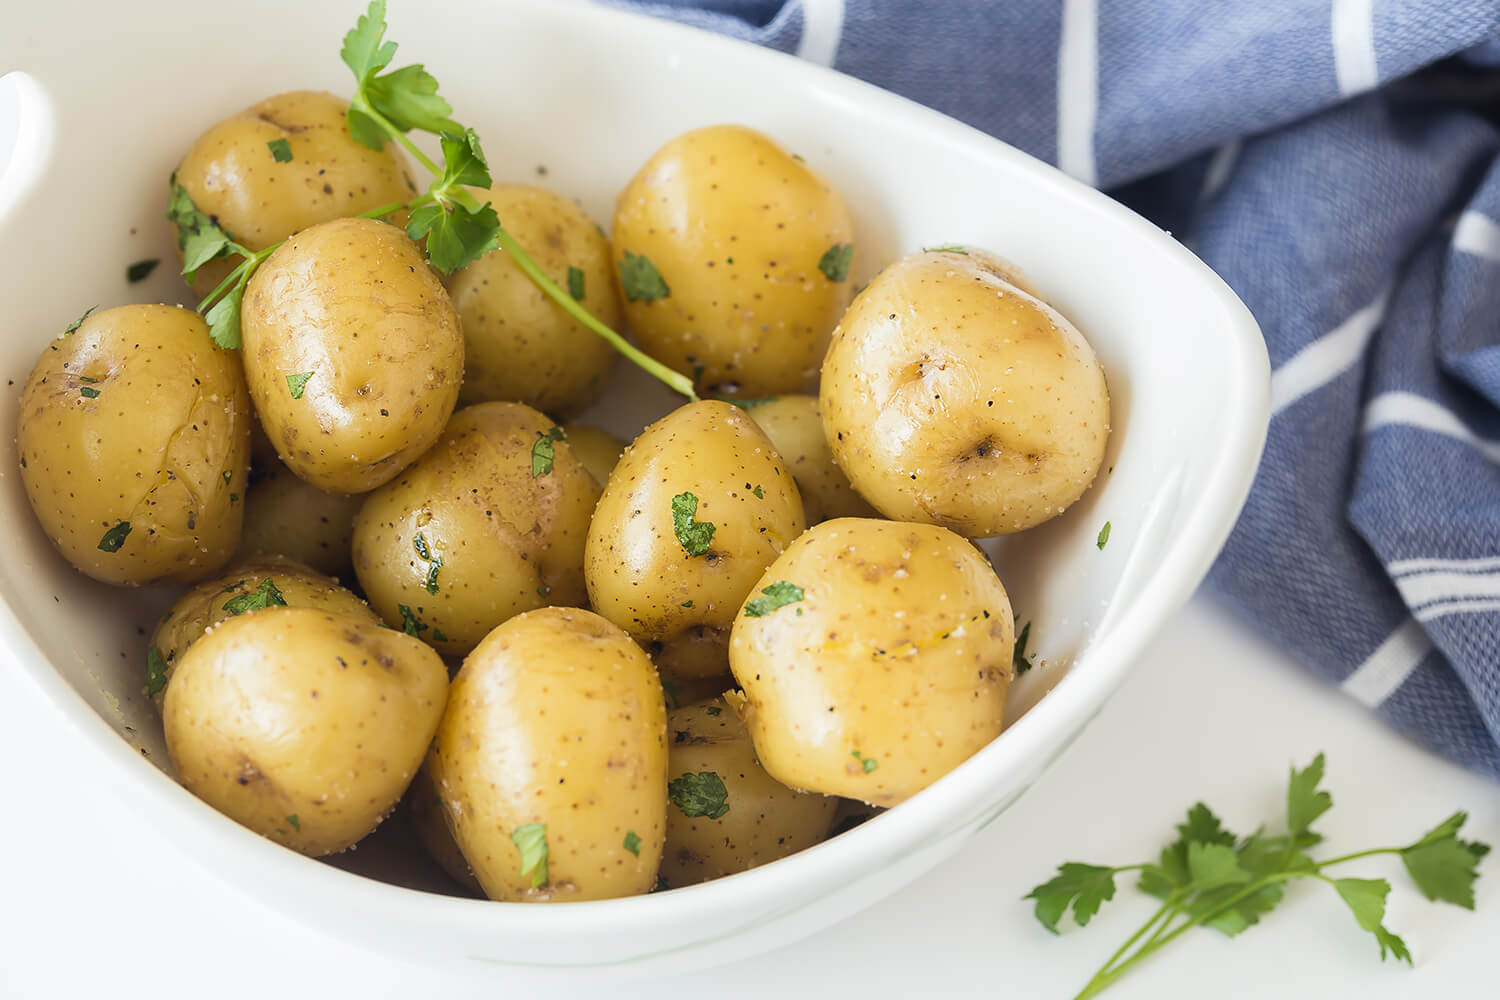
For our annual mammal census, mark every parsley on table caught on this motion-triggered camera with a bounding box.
[817,243,854,282]
[671,492,715,556]
[668,771,730,819]
[567,266,585,301]
[144,646,169,697]
[126,259,159,283]
[1026,754,1489,998]
[744,581,804,618]
[511,823,549,888]
[222,578,287,615]
[531,426,566,478]
[97,521,131,553]
[286,371,314,399]
[266,138,293,162]
[1013,620,1034,675]
[623,830,641,856]
[619,251,670,302]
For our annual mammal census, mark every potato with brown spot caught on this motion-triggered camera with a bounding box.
[426,608,667,901]
[352,402,599,657]
[728,518,1014,806]
[821,248,1109,536]
[744,395,875,522]
[661,698,837,888]
[17,304,250,586]
[148,555,377,711]
[241,217,463,494]
[445,185,620,417]
[164,606,448,856]
[235,461,363,578]
[172,90,417,296]
[585,400,805,681]
[612,125,854,397]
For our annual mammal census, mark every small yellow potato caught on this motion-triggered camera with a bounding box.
[744,395,874,522]
[164,606,448,856]
[612,125,855,397]
[585,400,805,673]
[426,608,666,901]
[172,90,417,296]
[728,518,1014,806]
[821,248,1109,536]
[241,217,463,494]
[353,403,599,657]
[407,765,482,893]
[559,423,625,486]
[147,555,376,711]
[445,184,620,417]
[17,304,250,585]
[235,461,363,579]
[660,698,837,888]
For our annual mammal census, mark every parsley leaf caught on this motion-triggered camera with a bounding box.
[266,138,293,162]
[145,645,169,697]
[62,306,96,337]
[80,386,100,399]
[668,771,730,819]
[623,830,641,856]
[744,581,805,618]
[1013,620,1034,675]
[365,64,461,138]
[817,243,853,282]
[511,822,549,889]
[752,484,764,499]
[340,0,397,84]
[531,426,566,478]
[1331,878,1411,963]
[97,521,131,553]
[205,281,244,350]
[287,814,301,832]
[408,199,500,274]
[1097,521,1112,549]
[413,533,443,594]
[619,251,670,302]
[222,577,287,615]
[1287,752,1332,847]
[434,128,493,190]
[567,266,585,301]
[167,184,241,280]
[671,492,715,556]
[126,259,159,283]
[397,603,427,637]
[286,371,314,399]
[1401,819,1487,909]
[1026,863,1118,933]
[340,0,464,148]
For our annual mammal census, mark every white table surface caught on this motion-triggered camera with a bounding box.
[2,595,1495,999]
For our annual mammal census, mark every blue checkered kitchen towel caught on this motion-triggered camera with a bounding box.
[602,0,1500,780]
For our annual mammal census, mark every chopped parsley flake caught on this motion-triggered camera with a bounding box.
[567,265,585,301]
[818,243,854,282]
[286,371,314,399]
[126,259,160,283]
[671,492,715,556]
[80,386,100,399]
[531,426,566,478]
[511,822,549,888]
[267,138,293,162]
[1097,521,1112,550]
[145,645,169,696]
[668,771,730,819]
[619,251,670,302]
[623,830,641,856]
[97,521,132,552]
[1014,620,1035,676]
[744,581,804,618]
[222,577,287,615]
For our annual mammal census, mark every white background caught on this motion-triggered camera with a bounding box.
[3,597,1496,999]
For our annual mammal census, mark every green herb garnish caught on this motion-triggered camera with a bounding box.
[80,386,100,399]
[511,822,549,888]
[705,705,722,716]
[1026,754,1489,998]
[97,521,131,552]
[623,830,641,856]
[1013,620,1034,676]
[661,679,682,710]
[413,532,442,594]
[62,306,96,337]
[531,426,566,478]
[287,814,301,831]
[145,645,169,697]
[286,371,314,399]
[619,251,670,302]
[671,492,715,557]
[397,603,427,637]
[222,577,287,615]
[850,750,878,774]
[817,242,853,282]
[668,771,730,820]
[922,245,967,254]
[266,138,293,162]
[126,259,160,283]
[567,266,585,301]
[1097,521,1112,549]
[744,581,804,618]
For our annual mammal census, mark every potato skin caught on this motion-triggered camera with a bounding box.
[821,249,1109,536]
[353,402,599,656]
[235,461,363,579]
[426,608,667,901]
[445,185,619,417]
[17,305,250,585]
[585,400,805,673]
[173,90,416,296]
[560,423,625,486]
[407,765,483,893]
[728,518,1014,806]
[745,395,874,523]
[149,555,377,711]
[164,606,448,856]
[242,217,463,493]
[612,125,854,397]
[661,698,837,888]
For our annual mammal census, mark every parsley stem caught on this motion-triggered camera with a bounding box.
[352,93,443,176]
[1078,893,1180,995]
[195,256,252,313]
[359,199,409,220]
[1316,846,1403,868]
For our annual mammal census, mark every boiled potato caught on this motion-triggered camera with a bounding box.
[148,555,377,710]
[821,248,1109,536]
[744,395,874,522]
[407,765,482,893]
[242,217,463,493]
[426,608,666,901]
[445,185,620,416]
[164,606,448,856]
[560,423,625,486]
[17,304,249,585]
[728,517,1014,806]
[612,125,854,397]
[173,90,417,296]
[661,698,837,888]
[353,402,599,656]
[235,461,362,579]
[586,400,805,678]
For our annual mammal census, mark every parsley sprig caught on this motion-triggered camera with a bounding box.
[1026,754,1489,999]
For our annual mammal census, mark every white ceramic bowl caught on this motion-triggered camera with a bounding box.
[0,0,1268,978]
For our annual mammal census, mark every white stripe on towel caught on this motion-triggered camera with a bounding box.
[1270,287,1391,416]
[796,0,845,67]
[1331,0,1379,96]
[1057,0,1098,186]
[1454,210,1500,262]
[1340,618,1430,708]
[1390,554,1500,578]
[1362,391,1500,465]
[1397,571,1500,612]
[1418,599,1500,622]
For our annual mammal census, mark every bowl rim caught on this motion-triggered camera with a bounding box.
[0,0,1270,962]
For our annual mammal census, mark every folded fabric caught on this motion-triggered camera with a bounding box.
[599,0,1500,779]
